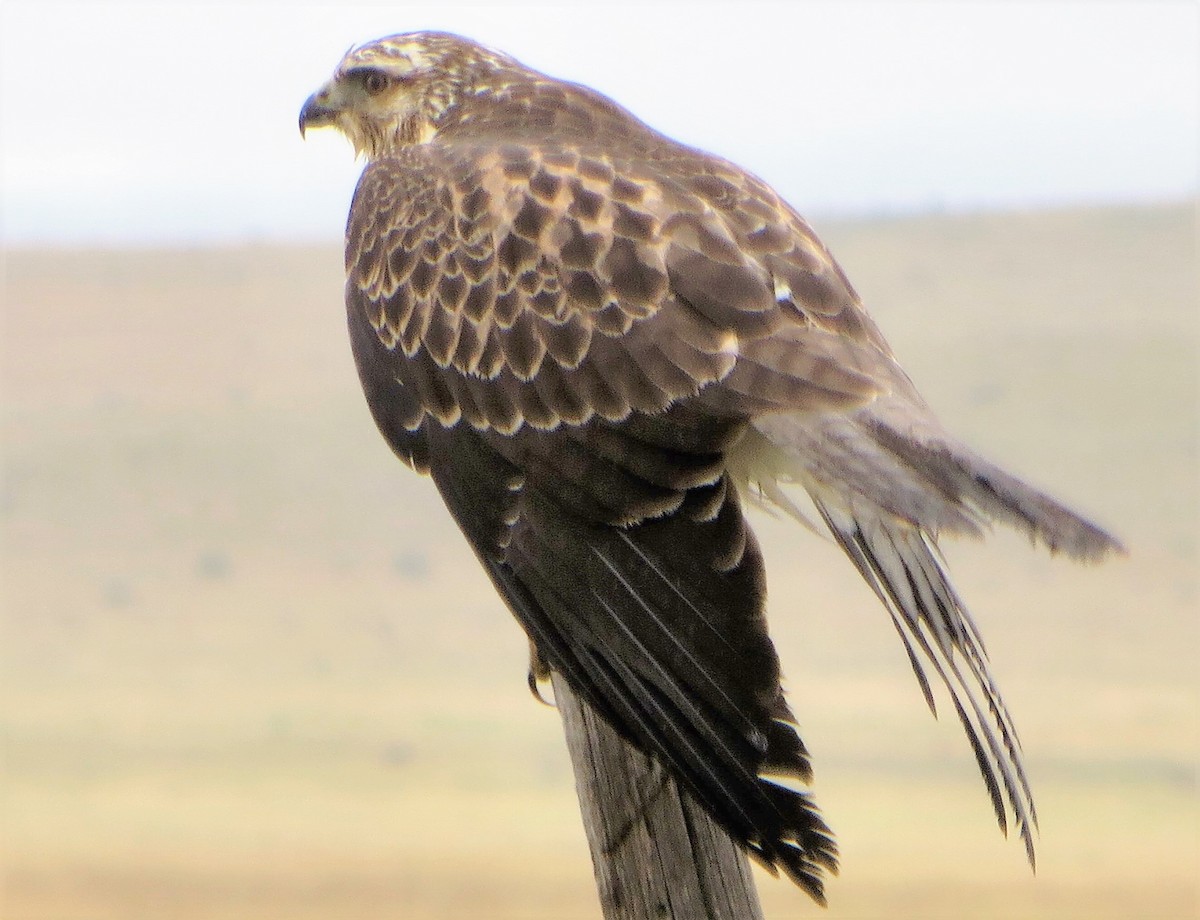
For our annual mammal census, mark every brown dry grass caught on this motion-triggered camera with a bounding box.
[2,203,1196,919]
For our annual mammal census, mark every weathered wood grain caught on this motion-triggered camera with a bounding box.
[552,672,766,920]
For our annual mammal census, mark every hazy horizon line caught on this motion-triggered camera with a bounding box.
[2,194,1192,254]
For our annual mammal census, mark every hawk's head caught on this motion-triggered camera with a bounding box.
[299,32,518,158]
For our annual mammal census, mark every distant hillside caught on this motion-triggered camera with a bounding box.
[3,202,1195,920]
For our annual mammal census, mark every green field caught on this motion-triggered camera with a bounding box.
[2,203,1196,919]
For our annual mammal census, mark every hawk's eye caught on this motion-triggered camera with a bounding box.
[363,71,391,96]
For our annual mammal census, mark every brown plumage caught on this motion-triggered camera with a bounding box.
[301,31,1123,902]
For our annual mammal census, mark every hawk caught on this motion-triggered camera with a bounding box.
[300,32,1121,902]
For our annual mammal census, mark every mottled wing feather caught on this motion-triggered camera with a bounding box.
[345,139,885,441]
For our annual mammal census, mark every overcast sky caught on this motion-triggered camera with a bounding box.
[1,1,1195,245]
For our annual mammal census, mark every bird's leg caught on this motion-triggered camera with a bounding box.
[526,640,554,706]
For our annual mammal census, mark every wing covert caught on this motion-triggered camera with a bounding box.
[345,142,886,438]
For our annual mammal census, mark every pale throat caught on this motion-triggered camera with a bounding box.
[352,109,439,159]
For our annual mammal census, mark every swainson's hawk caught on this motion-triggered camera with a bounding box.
[300,31,1121,902]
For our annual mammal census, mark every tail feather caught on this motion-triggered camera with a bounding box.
[738,407,1122,868]
[863,418,1125,561]
[813,498,1039,865]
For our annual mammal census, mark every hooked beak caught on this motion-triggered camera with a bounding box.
[299,85,342,138]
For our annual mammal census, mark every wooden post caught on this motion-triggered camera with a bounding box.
[551,672,766,920]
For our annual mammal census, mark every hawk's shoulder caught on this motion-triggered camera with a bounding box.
[344,74,891,440]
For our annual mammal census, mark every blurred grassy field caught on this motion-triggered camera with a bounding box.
[2,203,1196,919]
